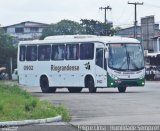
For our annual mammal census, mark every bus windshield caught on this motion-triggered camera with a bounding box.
[108,43,144,71]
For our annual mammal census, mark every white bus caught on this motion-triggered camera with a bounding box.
[18,35,145,93]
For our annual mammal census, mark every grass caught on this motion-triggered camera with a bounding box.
[0,82,70,122]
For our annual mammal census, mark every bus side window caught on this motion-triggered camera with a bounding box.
[96,48,103,68]
[19,46,26,61]
[38,45,51,61]
[66,44,79,60]
[26,46,37,61]
[52,44,65,60]
[58,45,65,60]
[80,43,94,60]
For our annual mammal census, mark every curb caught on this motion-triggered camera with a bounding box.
[0,115,62,127]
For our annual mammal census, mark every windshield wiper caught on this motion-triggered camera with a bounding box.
[126,52,130,70]
[119,47,131,71]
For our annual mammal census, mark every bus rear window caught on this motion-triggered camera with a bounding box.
[26,46,37,61]
[80,43,94,60]
[19,46,26,61]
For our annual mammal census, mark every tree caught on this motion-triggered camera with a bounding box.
[0,27,17,77]
[40,19,118,39]
[80,19,115,36]
[114,26,122,34]
[40,20,84,39]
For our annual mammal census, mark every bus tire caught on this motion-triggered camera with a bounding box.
[85,76,97,93]
[40,76,56,93]
[68,87,82,93]
[118,86,126,93]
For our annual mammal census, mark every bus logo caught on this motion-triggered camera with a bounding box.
[84,62,90,70]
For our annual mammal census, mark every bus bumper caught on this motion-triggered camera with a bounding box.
[107,74,145,87]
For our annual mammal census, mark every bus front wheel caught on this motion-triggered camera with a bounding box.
[85,76,97,93]
[68,87,83,93]
[118,86,126,93]
[40,76,56,93]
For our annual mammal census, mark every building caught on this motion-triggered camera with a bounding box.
[3,21,49,42]
[141,16,159,51]
[116,16,160,52]
[152,35,160,52]
[115,26,141,41]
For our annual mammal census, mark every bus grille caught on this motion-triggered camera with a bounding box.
[120,79,138,86]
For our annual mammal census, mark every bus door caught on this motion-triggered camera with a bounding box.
[95,48,107,87]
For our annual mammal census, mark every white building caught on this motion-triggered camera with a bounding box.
[3,21,48,41]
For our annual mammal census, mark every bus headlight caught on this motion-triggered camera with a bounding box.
[110,73,119,80]
[111,83,114,86]
[139,75,145,79]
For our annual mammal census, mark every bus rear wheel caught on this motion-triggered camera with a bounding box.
[40,76,56,93]
[118,86,126,93]
[85,76,97,93]
[68,87,82,93]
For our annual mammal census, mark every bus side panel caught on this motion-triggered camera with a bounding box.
[49,60,95,88]
[18,61,40,87]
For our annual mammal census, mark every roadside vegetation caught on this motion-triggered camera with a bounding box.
[0,82,70,122]
[0,27,17,77]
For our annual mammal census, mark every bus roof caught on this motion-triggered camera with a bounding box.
[19,35,140,45]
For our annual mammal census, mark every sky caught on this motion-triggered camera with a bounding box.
[1,0,160,28]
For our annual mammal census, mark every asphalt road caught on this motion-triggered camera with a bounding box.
[3,81,160,131]
[22,81,160,125]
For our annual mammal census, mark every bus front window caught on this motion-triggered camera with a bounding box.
[108,43,144,71]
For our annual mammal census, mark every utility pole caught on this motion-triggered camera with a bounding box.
[99,6,112,24]
[128,1,143,38]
